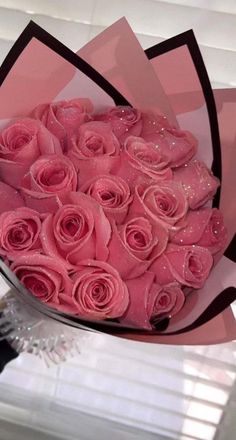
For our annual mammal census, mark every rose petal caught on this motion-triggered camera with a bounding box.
[68,192,111,261]
[0,207,42,259]
[80,174,133,224]
[150,253,176,285]
[114,139,172,189]
[171,208,212,245]
[197,208,228,255]
[36,124,62,155]
[140,111,171,138]
[0,159,29,188]
[129,182,188,229]
[151,245,214,288]
[24,154,77,195]
[70,153,120,186]
[107,221,150,279]
[11,253,72,303]
[70,259,129,319]
[120,271,156,330]
[148,282,185,319]
[34,99,93,150]
[144,128,197,168]
[173,160,220,209]
[21,187,63,214]
[95,106,142,142]
[40,214,74,269]
[0,182,25,213]
[119,217,168,260]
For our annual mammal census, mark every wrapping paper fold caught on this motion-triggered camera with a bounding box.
[0,18,235,345]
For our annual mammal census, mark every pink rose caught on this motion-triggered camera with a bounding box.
[68,121,120,186]
[129,182,188,229]
[171,208,228,255]
[21,154,78,213]
[114,136,172,188]
[40,192,111,266]
[147,282,185,323]
[59,259,129,319]
[173,160,220,209]
[33,98,93,150]
[11,253,72,306]
[143,126,197,168]
[0,118,61,188]
[0,182,25,214]
[107,216,168,279]
[80,174,133,224]
[0,207,42,259]
[121,272,185,330]
[95,106,142,142]
[151,244,213,288]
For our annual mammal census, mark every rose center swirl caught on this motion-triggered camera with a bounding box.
[59,212,88,240]
[126,225,152,250]
[154,193,177,216]
[22,273,54,299]
[84,134,104,156]
[40,165,67,186]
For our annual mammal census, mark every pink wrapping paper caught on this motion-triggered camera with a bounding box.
[0,20,235,345]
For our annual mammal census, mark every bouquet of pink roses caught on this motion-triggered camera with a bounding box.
[0,19,235,357]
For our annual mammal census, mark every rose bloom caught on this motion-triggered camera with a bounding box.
[171,208,227,255]
[33,98,93,150]
[129,181,188,229]
[80,174,133,224]
[59,259,129,320]
[151,244,213,289]
[0,207,42,259]
[173,160,220,209]
[114,136,172,188]
[40,192,111,266]
[95,106,142,142]
[107,216,168,279]
[68,121,120,185]
[120,272,185,330]
[21,154,78,213]
[142,125,198,168]
[11,253,72,306]
[0,118,61,187]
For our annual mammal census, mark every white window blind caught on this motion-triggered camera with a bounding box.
[0,2,235,439]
